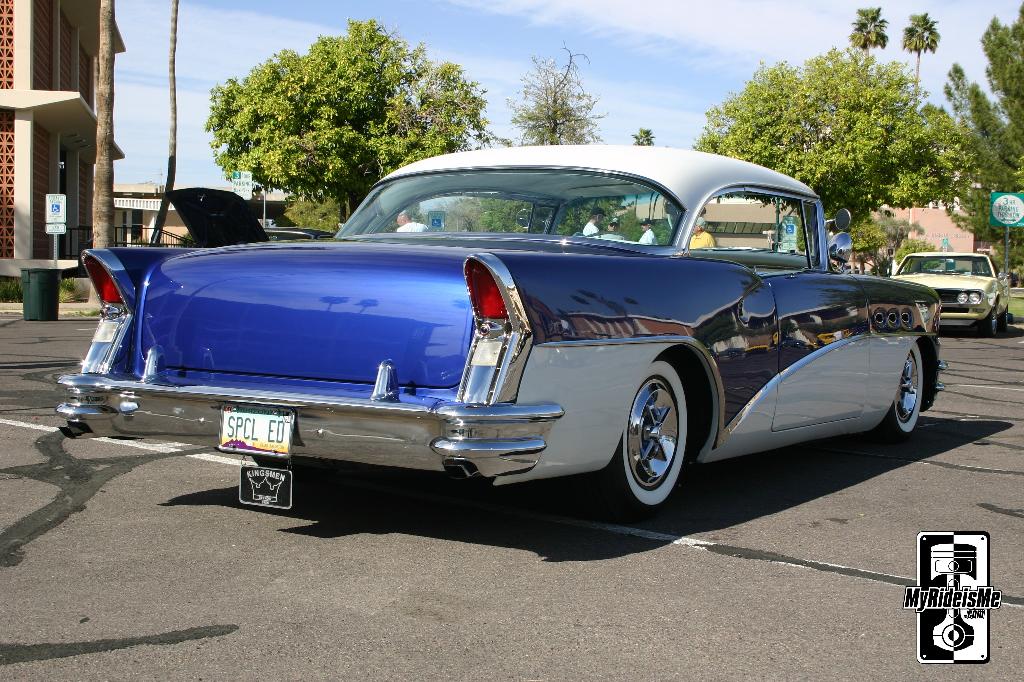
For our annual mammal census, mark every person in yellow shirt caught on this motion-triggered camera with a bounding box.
[689,216,716,249]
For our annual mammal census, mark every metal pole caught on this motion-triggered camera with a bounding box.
[263,190,267,227]
[1006,225,1010,276]
[52,234,57,268]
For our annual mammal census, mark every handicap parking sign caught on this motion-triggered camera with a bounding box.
[45,193,66,223]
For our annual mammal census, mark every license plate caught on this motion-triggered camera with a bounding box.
[239,465,292,510]
[219,404,294,456]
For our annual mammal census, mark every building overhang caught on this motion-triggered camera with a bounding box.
[60,0,126,56]
[0,91,124,162]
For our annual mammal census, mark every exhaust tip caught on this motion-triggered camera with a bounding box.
[443,459,481,479]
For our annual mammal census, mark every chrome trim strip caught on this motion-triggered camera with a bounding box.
[457,253,535,405]
[537,334,726,453]
[80,251,136,376]
[430,437,546,456]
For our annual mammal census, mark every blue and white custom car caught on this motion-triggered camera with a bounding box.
[58,146,944,519]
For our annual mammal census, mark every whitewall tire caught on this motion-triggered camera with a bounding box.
[593,360,687,520]
[872,342,923,441]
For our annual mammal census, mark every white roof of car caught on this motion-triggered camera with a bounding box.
[902,252,988,258]
[383,145,817,211]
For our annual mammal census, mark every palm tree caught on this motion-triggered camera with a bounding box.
[92,0,115,250]
[902,13,940,85]
[152,0,179,243]
[632,128,654,146]
[850,7,889,54]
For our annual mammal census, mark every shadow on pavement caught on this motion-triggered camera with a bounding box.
[161,415,1012,562]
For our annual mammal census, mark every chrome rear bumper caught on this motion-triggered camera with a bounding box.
[56,374,563,478]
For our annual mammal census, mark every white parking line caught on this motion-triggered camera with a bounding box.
[951,384,1024,392]
[188,452,243,467]
[0,418,58,432]
[0,417,188,452]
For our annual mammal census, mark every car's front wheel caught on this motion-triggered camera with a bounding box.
[592,361,687,521]
[997,307,1009,332]
[872,343,923,442]
[978,309,998,337]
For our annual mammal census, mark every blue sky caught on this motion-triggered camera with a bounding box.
[113,0,1021,187]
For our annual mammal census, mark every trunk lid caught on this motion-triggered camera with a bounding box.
[165,188,269,247]
[140,242,474,388]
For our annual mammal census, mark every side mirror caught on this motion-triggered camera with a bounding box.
[828,232,853,272]
[825,208,852,233]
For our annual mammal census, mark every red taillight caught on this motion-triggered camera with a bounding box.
[465,260,508,320]
[83,255,123,304]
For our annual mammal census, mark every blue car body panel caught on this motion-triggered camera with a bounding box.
[137,243,475,388]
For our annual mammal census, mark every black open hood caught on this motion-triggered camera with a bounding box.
[166,188,268,248]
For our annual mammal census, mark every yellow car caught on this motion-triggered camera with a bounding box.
[893,252,1010,336]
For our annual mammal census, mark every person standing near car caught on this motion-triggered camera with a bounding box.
[688,216,716,249]
[582,208,605,236]
[395,210,428,232]
[638,218,657,245]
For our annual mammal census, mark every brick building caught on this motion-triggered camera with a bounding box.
[0,0,123,276]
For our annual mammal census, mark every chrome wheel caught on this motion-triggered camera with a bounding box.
[895,354,919,424]
[626,377,679,489]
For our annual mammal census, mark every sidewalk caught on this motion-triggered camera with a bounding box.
[0,301,100,317]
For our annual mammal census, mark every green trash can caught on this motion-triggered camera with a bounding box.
[21,268,60,321]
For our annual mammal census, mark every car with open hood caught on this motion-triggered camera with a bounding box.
[892,251,1010,336]
[56,146,944,520]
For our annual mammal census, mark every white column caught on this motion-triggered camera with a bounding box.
[13,111,33,259]
[13,0,32,89]
[66,148,79,228]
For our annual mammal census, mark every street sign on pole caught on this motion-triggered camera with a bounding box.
[45,193,66,223]
[231,170,254,200]
[989,192,1024,276]
[45,194,67,267]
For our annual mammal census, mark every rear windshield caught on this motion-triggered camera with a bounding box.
[898,256,993,277]
[338,170,683,247]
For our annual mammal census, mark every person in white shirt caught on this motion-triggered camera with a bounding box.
[582,208,605,237]
[395,210,428,232]
[638,218,657,245]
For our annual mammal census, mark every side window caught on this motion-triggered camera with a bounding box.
[694,190,813,270]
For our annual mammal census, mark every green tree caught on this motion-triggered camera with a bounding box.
[280,198,340,231]
[869,215,925,274]
[695,49,969,241]
[944,7,1024,271]
[206,20,491,219]
[895,237,939,264]
[902,13,940,86]
[850,7,889,54]
[632,128,654,146]
[509,48,603,145]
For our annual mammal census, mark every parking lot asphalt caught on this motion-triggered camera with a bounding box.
[0,317,1021,680]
